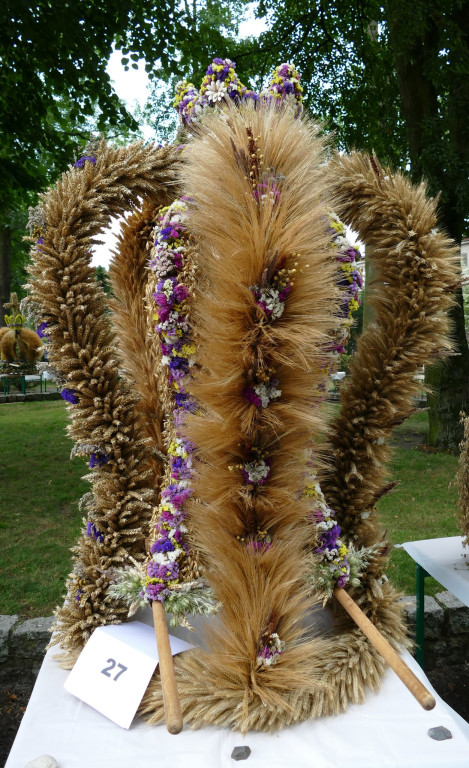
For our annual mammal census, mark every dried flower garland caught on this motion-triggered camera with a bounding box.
[110,197,214,623]
[303,478,350,592]
[144,200,196,602]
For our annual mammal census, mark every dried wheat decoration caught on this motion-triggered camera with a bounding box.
[27,64,458,730]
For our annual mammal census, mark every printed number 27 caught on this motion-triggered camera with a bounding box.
[101,658,128,681]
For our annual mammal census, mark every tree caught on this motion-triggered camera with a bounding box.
[95,265,112,296]
[229,0,469,451]
[1,0,248,313]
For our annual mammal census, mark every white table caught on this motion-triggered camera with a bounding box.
[401,537,469,605]
[6,645,469,768]
[400,536,469,667]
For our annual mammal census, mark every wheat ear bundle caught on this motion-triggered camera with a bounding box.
[140,102,345,732]
[108,200,175,471]
[27,141,181,660]
[316,152,458,659]
[321,151,458,556]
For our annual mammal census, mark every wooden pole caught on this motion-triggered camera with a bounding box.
[333,587,436,711]
[152,600,183,734]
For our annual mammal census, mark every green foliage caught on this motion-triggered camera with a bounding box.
[5,205,31,303]
[1,0,250,214]
[232,1,468,239]
[0,0,252,313]
[95,265,112,296]
[138,78,179,144]
[237,1,408,167]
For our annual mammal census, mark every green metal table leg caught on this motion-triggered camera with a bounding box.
[416,564,429,669]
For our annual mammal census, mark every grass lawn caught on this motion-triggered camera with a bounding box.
[377,410,459,595]
[0,402,462,617]
[0,400,88,617]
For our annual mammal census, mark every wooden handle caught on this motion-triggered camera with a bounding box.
[333,587,436,711]
[152,600,183,734]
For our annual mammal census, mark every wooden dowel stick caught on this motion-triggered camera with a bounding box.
[152,600,183,734]
[333,587,436,711]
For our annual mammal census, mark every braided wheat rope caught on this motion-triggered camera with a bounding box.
[28,142,182,661]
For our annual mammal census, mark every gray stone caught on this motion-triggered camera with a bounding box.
[11,617,53,659]
[424,639,447,671]
[0,615,18,662]
[231,746,251,761]
[25,756,58,768]
[441,636,469,667]
[435,591,469,634]
[428,726,452,741]
[397,595,443,639]
[398,596,416,627]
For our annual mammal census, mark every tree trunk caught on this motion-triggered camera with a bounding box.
[0,226,11,320]
[426,286,469,453]
[386,0,469,452]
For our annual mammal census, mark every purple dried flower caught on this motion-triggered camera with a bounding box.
[61,388,79,404]
[36,321,49,339]
[74,156,96,168]
[86,521,104,543]
[89,451,109,469]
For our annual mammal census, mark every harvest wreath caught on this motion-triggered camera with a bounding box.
[26,59,458,733]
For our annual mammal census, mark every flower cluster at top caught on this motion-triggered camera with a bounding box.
[144,198,197,604]
[256,631,286,667]
[303,478,350,591]
[199,58,246,108]
[149,198,196,413]
[173,58,303,126]
[173,81,200,126]
[262,62,303,117]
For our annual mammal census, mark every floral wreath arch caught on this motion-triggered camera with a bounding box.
[26,60,458,732]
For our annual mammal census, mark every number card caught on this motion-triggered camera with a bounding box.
[64,620,193,729]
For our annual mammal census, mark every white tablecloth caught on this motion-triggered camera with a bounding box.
[401,536,469,606]
[6,645,469,768]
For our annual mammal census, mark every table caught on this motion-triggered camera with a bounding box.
[6,645,469,768]
[0,372,45,395]
[400,536,469,668]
